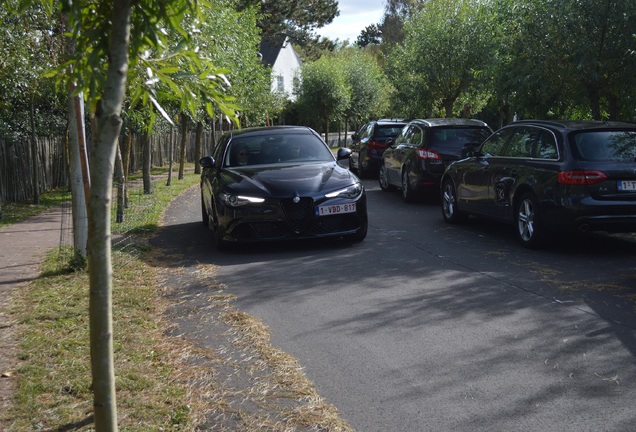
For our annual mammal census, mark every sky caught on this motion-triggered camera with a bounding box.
[316,0,386,43]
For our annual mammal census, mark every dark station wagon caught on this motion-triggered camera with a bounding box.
[440,120,636,248]
[379,118,492,202]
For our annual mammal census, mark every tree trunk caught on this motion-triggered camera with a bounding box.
[178,115,187,180]
[608,93,620,121]
[194,120,203,174]
[115,141,125,223]
[67,87,89,261]
[587,84,602,121]
[166,126,174,187]
[142,131,152,194]
[121,131,131,208]
[87,1,132,430]
[30,96,40,205]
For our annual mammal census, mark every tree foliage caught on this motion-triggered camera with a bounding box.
[490,0,636,121]
[391,0,494,118]
[356,24,382,47]
[0,1,66,140]
[294,56,350,135]
[236,0,338,45]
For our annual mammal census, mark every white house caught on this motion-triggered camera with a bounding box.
[259,36,302,101]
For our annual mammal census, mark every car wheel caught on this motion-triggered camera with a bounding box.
[441,180,468,223]
[379,163,395,192]
[402,169,417,203]
[515,192,549,248]
[357,155,367,179]
[213,221,230,251]
[201,193,210,227]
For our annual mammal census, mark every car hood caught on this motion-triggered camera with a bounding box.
[221,162,357,198]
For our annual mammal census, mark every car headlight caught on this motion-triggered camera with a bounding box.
[325,182,363,199]
[221,193,265,207]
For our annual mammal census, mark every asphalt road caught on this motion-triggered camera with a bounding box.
[160,178,636,432]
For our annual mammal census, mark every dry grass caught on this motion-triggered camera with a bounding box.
[150,258,356,431]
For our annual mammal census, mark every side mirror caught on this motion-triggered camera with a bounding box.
[386,138,395,147]
[336,147,352,161]
[351,132,360,141]
[199,156,215,168]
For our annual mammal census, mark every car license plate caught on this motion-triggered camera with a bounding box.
[316,203,356,216]
[617,180,636,191]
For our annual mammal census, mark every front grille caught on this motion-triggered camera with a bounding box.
[249,222,290,239]
[306,214,359,235]
[281,197,313,233]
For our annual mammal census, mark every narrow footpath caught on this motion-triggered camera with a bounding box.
[0,204,72,426]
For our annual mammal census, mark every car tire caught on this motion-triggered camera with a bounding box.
[402,169,417,203]
[213,222,230,251]
[379,163,395,192]
[515,192,549,249]
[201,193,209,227]
[357,155,367,179]
[441,180,468,224]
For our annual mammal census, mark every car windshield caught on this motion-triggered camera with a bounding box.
[224,133,334,167]
[430,127,491,150]
[573,131,636,162]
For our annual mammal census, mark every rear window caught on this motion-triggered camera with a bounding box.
[573,131,636,162]
[376,125,405,138]
[429,127,491,150]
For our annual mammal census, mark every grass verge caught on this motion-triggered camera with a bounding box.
[4,169,202,431]
[0,189,71,227]
[3,165,354,431]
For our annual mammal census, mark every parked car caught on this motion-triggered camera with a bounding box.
[440,120,636,248]
[379,118,492,202]
[199,126,368,250]
[349,118,408,178]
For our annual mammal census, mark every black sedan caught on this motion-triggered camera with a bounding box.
[200,126,368,250]
[379,118,492,202]
[441,120,636,248]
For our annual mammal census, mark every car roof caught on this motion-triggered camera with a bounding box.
[409,118,490,128]
[510,119,636,131]
[223,126,317,139]
[375,118,408,125]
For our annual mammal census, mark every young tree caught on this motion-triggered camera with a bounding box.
[396,0,495,117]
[295,56,351,139]
[21,1,239,430]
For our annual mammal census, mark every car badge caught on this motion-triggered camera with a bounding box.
[293,195,300,204]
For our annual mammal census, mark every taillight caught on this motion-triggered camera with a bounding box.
[558,170,608,185]
[417,149,441,160]
[367,140,384,150]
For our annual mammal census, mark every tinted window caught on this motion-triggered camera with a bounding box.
[224,133,333,167]
[376,125,405,138]
[395,125,414,145]
[502,128,534,158]
[410,126,424,146]
[535,130,558,159]
[480,128,514,157]
[573,131,636,162]
[428,127,491,151]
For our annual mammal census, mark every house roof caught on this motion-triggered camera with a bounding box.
[258,36,301,67]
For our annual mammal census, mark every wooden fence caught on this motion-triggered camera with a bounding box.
[0,129,352,204]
